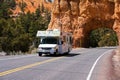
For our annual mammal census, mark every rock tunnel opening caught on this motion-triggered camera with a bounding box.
[46,0,54,3]
[86,28,118,48]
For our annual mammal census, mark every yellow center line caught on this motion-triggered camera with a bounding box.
[0,57,63,76]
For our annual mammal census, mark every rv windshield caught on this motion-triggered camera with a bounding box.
[41,37,58,44]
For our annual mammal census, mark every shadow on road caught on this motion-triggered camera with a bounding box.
[64,53,80,57]
[42,53,80,57]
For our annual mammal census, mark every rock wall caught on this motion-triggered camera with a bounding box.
[113,0,120,45]
[48,0,117,47]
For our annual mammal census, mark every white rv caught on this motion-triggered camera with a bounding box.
[36,29,72,56]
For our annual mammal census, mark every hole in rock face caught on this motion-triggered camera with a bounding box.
[46,0,54,3]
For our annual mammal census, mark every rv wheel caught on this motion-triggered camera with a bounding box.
[38,53,42,56]
[67,49,70,54]
[54,49,58,55]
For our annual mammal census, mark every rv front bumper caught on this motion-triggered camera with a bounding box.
[37,47,56,54]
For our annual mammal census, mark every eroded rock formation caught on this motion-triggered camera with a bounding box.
[48,0,118,48]
[113,0,120,45]
[12,0,52,15]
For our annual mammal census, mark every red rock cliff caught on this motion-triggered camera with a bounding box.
[113,0,120,45]
[48,0,116,47]
[13,0,52,15]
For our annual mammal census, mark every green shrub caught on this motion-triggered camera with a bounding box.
[0,3,51,54]
[89,28,118,47]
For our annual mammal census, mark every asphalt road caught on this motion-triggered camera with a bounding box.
[0,48,115,80]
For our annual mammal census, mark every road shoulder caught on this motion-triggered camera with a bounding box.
[92,50,117,80]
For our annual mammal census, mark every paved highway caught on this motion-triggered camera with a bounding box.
[0,48,115,80]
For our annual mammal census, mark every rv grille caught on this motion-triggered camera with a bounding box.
[42,48,51,50]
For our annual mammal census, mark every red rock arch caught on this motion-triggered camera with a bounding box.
[48,0,120,48]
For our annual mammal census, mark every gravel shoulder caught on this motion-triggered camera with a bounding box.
[112,49,120,80]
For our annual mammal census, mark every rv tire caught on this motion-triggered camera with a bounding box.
[38,53,42,56]
[54,49,58,55]
[67,48,70,54]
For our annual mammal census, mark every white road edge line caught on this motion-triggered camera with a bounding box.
[0,55,36,61]
[86,50,113,80]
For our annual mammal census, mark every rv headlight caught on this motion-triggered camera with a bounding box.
[38,47,42,50]
[55,46,58,50]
